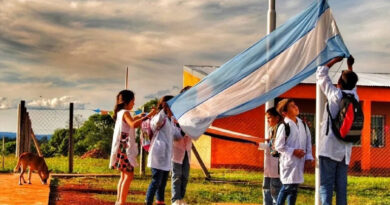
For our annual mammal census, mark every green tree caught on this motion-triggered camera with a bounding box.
[74,114,115,156]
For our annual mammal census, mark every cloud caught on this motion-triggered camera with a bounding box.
[27,96,87,110]
[0,97,16,109]
[144,85,180,100]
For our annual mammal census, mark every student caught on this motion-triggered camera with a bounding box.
[258,107,283,205]
[145,95,185,205]
[109,90,156,205]
[274,99,313,205]
[317,56,358,205]
[172,86,192,205]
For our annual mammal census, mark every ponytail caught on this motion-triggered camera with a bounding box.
[113,90,135,121]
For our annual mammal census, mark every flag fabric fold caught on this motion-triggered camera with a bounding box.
[168,0,350,139]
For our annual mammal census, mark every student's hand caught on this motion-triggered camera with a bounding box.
[293,149,305,158]
[347,55,354,71]
[149,108,157,116]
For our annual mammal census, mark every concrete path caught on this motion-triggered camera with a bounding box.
[0,173,50,205]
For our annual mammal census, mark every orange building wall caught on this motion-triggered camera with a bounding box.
[370,102,390,170]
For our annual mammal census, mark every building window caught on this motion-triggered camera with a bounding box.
[299,113,315,144]
[371,115,385,148]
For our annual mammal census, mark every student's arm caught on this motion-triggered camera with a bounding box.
[304,125,314,161]
[124,109,157,129]
[274,124,294,157]
[316,59,341,98]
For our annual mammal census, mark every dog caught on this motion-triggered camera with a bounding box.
[14,152,51,185]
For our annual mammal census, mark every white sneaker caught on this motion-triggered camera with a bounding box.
[181,200,188,205]
[172,200,181,205]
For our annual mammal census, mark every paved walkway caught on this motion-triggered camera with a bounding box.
[0,173,50,205]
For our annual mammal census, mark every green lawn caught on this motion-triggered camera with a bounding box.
[2,155,390,204]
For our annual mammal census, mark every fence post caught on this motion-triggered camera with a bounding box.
[25,112,31,153]
[2,136,4,169]
[68,103,74,173]
[16,100,26,158]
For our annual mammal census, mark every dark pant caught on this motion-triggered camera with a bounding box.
[172,152,190,203]
[145,168,169,204]
[276,184,299,205]
[263,177,282,205]
[319,156,348,205]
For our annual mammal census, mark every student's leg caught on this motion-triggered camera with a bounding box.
[270,178,283,205]
[285,184,298,205]
[171,162,183,203]
[263,177,273,205]
[181,152,190,200]
[320,156,337,205]
[276,184,288,205]
[119,170,134,204]
[156,170,170,203]
[146,168,162,204]
[116,171,124,203]
[335,158,348,205]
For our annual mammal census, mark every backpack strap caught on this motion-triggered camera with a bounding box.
[326,102,332,135]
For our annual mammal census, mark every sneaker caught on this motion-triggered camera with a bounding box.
[156,200,166,205]
[181,200,188,205]
[172,200,181,205]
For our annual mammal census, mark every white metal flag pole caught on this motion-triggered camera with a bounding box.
[265,0,276,140]
[315,82,326,205]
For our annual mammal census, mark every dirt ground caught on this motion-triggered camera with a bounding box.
[0,173,50,205]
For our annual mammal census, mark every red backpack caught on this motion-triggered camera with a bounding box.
[326,92,364,143]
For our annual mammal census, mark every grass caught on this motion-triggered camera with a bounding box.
[2,154,390,204]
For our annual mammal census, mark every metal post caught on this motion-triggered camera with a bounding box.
[68,103,74,173]
[2,136,4,169]
[315,84,326,205]
[265,0,276,149]
[125,67,129,89]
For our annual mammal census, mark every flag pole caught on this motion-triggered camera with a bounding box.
[315,82,326,205]
[125,67,129,89]
[265,0,276,139]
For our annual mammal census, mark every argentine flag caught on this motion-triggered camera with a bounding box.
[168,0,350,139]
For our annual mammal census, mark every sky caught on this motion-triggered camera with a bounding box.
[0,0,389,132]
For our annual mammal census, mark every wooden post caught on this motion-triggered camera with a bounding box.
[139,107,146,176]
[16,101,26,157]
[25,112,31,153]
[30,129,43,157]
[191,144,211,179]
[68,103,74,173]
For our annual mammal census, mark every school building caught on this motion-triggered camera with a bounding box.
[186,65,390,174]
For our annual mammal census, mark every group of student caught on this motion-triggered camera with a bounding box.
[260,56,359,205]
[107,55,358,205]
[109,87,192,205]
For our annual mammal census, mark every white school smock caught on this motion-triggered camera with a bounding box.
[317,66,359,165]
[172,135,192,164]
[147,110,183,171]
[275,117,313,184]
[109,109,138,169]
[263,126,280,178]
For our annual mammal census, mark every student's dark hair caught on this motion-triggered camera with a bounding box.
[180,86,192,94]
[338,70,358,90]
[276,99,294,115]
[113,90,135,121]
[266,107,283,122]
[157,95,174,111]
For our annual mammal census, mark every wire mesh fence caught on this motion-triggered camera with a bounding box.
[1,101,390,204]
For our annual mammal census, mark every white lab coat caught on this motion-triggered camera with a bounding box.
[147,110,183,171]
[262,126,280,178]
[275,117,313,184]
[109,110,138,169]
[316,66,358,165]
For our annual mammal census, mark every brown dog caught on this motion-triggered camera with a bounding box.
[14,152,51,185]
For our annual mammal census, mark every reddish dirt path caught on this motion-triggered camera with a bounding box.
[0,173,50,205]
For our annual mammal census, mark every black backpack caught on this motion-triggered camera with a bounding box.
[269,121,309,157]
[326,92,364,143]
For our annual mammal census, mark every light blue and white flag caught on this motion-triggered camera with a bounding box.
[168,0,350,139]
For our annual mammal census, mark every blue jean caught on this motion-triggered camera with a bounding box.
[263,177,282,205]
[172,152,190,203]
[145,168,169,204]
[276,184,299,205]
[320,156,348,205]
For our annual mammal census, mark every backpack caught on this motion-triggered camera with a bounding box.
[269,122,290,158]
[140,117,167,152]
[326,92,364,143]
[269,121,309,157]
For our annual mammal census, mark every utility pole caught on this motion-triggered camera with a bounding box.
[125,67,129,90]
